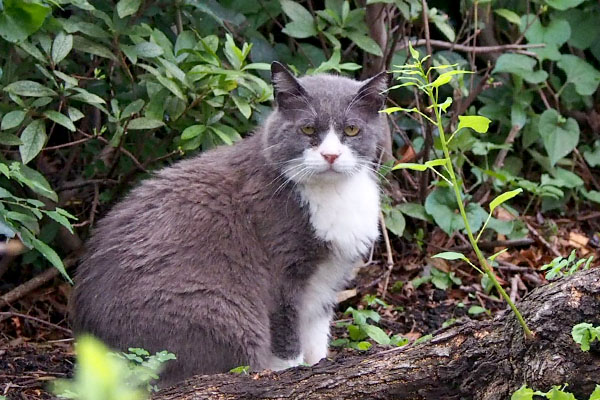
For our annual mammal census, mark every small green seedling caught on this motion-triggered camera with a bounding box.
[572,323,600,352]
[541,250,594,280]
[385,43,532,337]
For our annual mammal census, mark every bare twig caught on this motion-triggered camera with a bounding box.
[379,211,395,299]
[493,125,522,169]
[0,312,72,335]
[396,39,544,55]
[1,253,81,307]
[77,129,148,173]
[42,136,93,151]
[420,0,432,70]
[526,222,562,258]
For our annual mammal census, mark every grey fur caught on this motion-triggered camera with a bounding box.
[71,63,389,386]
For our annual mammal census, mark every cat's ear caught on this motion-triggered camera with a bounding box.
[352,71,391,112]
[271,62,308,109]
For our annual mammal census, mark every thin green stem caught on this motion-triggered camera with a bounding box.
[433,106,533,338]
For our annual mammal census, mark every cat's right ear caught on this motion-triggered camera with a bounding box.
[271,62,308,110]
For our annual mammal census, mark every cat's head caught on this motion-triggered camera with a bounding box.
[263,62,390,184]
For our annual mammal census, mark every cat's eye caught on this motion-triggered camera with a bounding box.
[301,126,315,135]
[344,125,360,136]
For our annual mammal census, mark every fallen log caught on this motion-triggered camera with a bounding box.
[155,268,600,400]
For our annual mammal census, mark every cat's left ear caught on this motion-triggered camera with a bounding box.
[353,71,391,112]
[271,61,309,110]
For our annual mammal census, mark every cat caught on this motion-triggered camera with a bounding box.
[70,62,389,386]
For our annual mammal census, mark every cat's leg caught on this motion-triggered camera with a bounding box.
[300,312,331,365]
[266,293,304,370]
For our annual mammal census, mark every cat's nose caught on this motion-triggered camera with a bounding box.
[321,153,340,164]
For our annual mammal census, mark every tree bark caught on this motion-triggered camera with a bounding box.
[155,269,600,400]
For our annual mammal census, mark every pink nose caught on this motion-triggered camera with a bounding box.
[321,153,340,164]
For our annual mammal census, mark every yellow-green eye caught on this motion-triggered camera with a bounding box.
[301,126,315,135]
[344,125,360,136]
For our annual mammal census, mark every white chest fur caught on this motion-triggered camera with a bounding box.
[294,167,380,366]
[299,167,380,260]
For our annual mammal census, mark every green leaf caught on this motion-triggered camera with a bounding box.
[520,15,570,61]
[572,322,594,352]
[582,190,600,204]
[346,31,383,57]
[1,110,26,130]
[511,385,535,400]
[45,210,74,234]
[538,109,579,167]
[0,132,23,145]
[362,324,390,345]
[432,251,470,262]
[68,107,85,122]
[181,125,206,140]
[51,31,73,64]
[589,385,600,400]
[127,117,164,130]
[54,71,78,87]
[156,75,185,101]
[116,0,142,18]
[282,20,317,39]
[430,70,470,88]
[383,206,405,237]
[353,341,372,351]
[72,36,117,60]
[121,100,145,119]
[12,163,57,202]
[545,0,585,10]
[4,80,57,97]
[457,115,491,134]
[492,54,548,84]
[425,187,464,235]
[135,41,164,58]
[408,42,419,60]
[439,97,452,112]
[19,120,46,164]
[30,236,72,283]
[494,9,521,25]
[556,54,600,96]
[0,0,51,42]
[232,95,251,119]
[70,88,106,105]
[280,0,313,23]
[468,305,487,316]
[280,0,316,39]
[44,110,76,132]
[392,163,427,171]
[489,188,523,212]
[397,203,432,222]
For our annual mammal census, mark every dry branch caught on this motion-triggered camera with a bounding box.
[155,269,600,400]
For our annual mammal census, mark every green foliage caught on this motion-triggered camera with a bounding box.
[229,365,250,374]
[51,336,175,399]
[411,266,462,291]
[512,384,600,400]
[332,297,408,350]
[572,322,600,352]
[0,0,276,279]
[541,250,594,280]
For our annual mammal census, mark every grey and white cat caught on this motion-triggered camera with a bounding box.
[71,62,389,385]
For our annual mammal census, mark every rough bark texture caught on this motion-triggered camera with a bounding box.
[155,269,600,400]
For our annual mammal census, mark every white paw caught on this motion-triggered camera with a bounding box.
[266,353,303,371]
